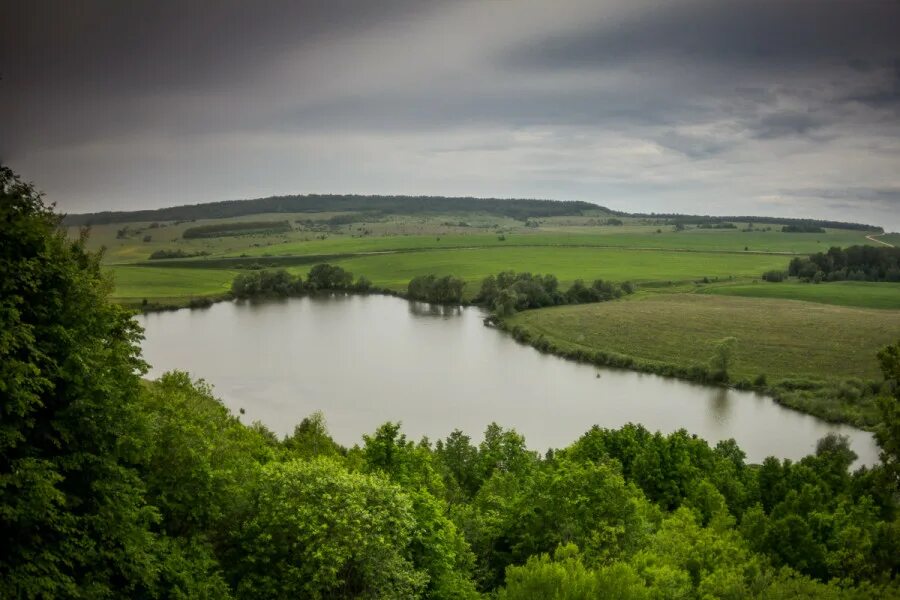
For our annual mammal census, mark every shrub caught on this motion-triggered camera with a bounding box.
[761,270,786,282]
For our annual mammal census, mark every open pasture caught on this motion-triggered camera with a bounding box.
[106,266,238,300]
[507,293,900,382]
[299,246,790,293]
[702,281,900,310]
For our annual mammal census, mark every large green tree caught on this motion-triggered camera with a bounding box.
[0,167,162,595]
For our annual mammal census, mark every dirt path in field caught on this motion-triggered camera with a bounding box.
[866,233,895,247]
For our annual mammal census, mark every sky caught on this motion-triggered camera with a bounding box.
[2,0,899,229]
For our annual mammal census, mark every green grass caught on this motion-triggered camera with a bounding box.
[106,266,238,300]
[219,228,876,259]
[106,243,791,302]
[702,281,900,310]
[296,247,791,294]
[507,294,900,382]
[78,213,882,266]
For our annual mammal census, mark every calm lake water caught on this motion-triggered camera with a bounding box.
[139,294,878,466]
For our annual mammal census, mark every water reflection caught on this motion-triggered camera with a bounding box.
[139,295,879,467]
[408,301,463,318]
[708,387,731,425]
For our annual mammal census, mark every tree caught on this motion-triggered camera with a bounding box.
[227,459,428,598]
[0,166,159,596]
[709,337,738,381]
[283,410,344,459]
[494,288,520,317]
[435,429,481,500]
[875,341,900,490]
[306,263,354,290]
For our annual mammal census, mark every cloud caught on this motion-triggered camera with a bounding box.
[510,0,900,71]
[2,0,899,230]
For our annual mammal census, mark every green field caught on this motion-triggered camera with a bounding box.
[507,294,900,382]
[93,213,893,312]
[307,247,790,293]
[77,213,880,265]
[107,266,238,300]
[702,281,900,310]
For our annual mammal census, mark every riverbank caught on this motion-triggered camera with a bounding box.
[501,294,899,429]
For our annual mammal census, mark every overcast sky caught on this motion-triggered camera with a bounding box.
[3,0,899,228]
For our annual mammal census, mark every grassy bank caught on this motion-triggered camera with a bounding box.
[505,294,900,427]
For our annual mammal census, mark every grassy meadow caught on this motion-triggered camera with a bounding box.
[506,294,899,382]
[298,247,791,294]
[702,280,900,310]
[84,210,889,305]
[107,266,238,301]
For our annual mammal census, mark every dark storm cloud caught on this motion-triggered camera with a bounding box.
[512,0,900,72]
[751,111,824,140]
[2,0,899,229]
[2,0,423,93]
[784,187,900,208]
[0,0,426,152]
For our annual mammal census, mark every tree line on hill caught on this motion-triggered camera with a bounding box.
[3,165,900,598]
[785,245,900,282]
[149,248,211,259]
[62,194,602,226]
[782,224,826,233]
[182,220,293,238]
[618,213,881,232]
[62,191,881,233]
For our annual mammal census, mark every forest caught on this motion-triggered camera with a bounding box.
[182,220,293,239]
[3,165,900,598]
[788,246,900,282]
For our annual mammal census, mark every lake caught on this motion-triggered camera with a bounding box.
[138,294,879,466]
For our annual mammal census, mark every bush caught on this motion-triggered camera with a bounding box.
[761,270,787,282]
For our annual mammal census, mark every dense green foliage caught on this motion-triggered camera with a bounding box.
[477,271,634,316]
[408,275,466,304]
[182,220,292,239]
[1,166,166,596]
[789,245,900,282]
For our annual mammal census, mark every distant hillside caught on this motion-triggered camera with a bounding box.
[617,211,881,232]
[62,194,604,225]
[63,193,882,232]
